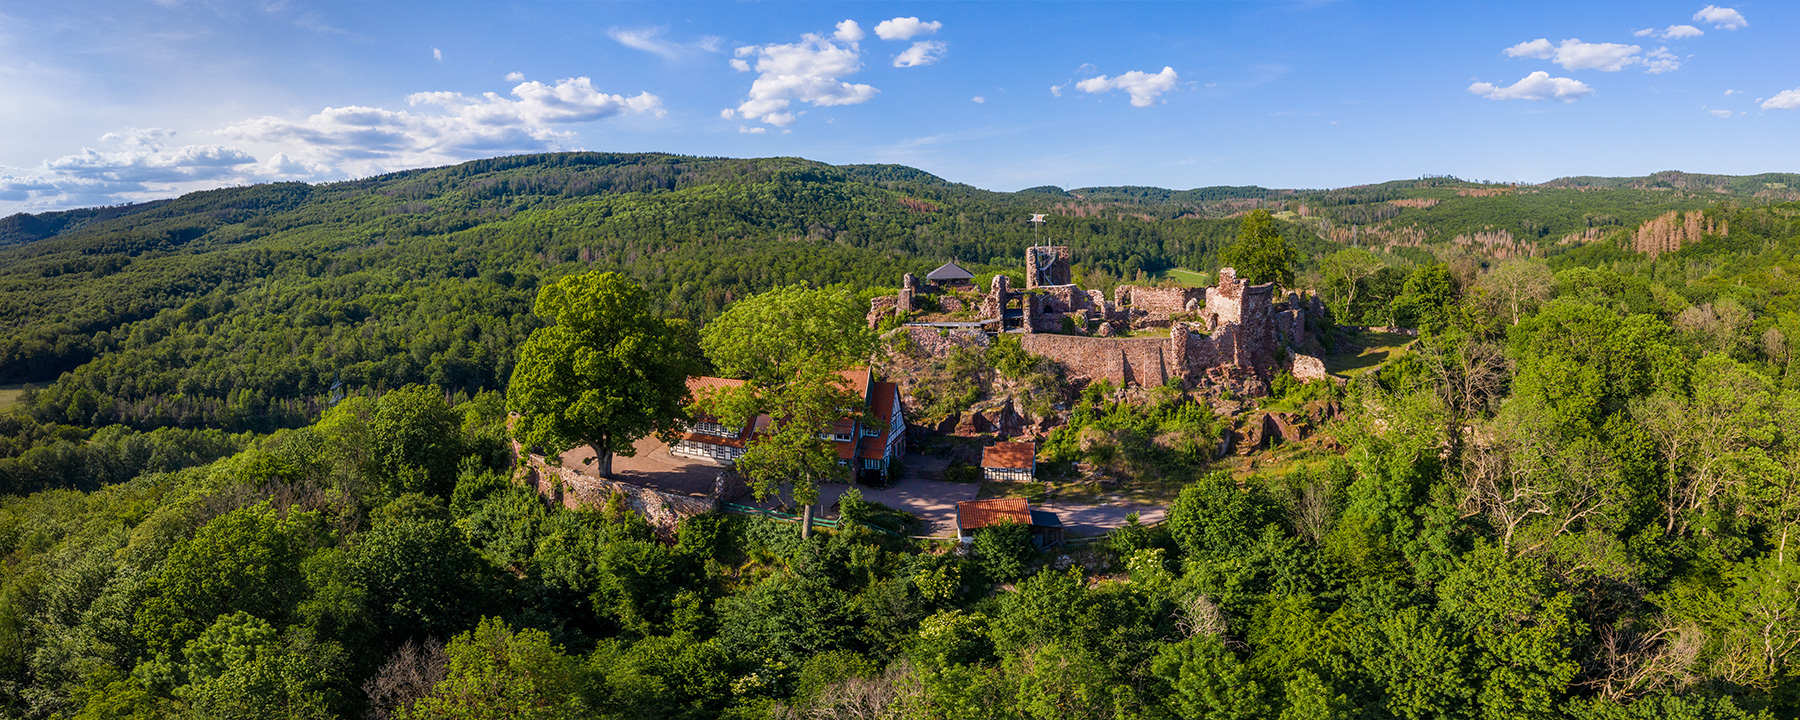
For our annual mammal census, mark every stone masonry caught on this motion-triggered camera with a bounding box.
[1025,245,1072,288]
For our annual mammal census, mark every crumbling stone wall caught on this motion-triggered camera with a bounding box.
[1021,334,1176,386]
[980,274,1009,321]
[1116,285,1205,313]
[513,442,722,540]
[899,273,918,313]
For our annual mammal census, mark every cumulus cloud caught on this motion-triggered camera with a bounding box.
[874,17,941,41]
[1468,71,1594,102]
[1764,89,1800,110]
[1050,85,1063,97]
[0,128,263,209]
[971,96,985,104]
[893,41,946,68]
[608,27,724,59]
[724,23,877,128]
[433,48,442,61]
[1505,38,1646,72]
[0,75,666,212]
[738,125,766,134]
[1074,67,1179,107]
[506,72,525,82]
[225,76,663,176]
[1708,109,1733,118]
[1694,5,1748,30]
[834,20,864,43]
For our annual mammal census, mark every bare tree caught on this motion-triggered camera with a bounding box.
[363,638,449,720]
[1477,260,1554,326]
[1580,618,1702,700]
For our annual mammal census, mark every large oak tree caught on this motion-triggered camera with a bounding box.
[508,271,700,477]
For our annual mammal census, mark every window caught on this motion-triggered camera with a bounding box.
[862,428,880,438]
[834,432,853,442]
[863,459,881,469]
[692,422,738,439]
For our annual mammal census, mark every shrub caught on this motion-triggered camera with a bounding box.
[974,518,1035,582]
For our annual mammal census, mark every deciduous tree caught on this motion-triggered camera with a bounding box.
[508,271,700,477]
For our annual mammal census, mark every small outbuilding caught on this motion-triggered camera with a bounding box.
[955,498,1063,548]
[926,261,975,285]
[981,441,1037,482]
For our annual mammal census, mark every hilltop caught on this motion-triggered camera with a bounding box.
[0,152,1789,441]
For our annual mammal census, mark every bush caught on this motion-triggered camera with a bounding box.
[974,518,1035,582]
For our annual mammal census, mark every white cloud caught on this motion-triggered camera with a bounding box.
[1468,71,1594,102]
[1708,109,1733,118]
[608,27,723,59]
[874,17,942,41]
[834,20,864,44]
[1050,85,1063,97]
[971,96,986,104]
[432,47,442,61]
[1694,5,1747,30]
[1505,38,1643,72]
[225,76,663,176]
[0,128,264,209]
[1636,24,1704,39]
[893,41,946,68]
[725,25,877,128]
[738,125,767,134]
[1074,67,1179,107]
[505,72,525,82]
[1764,89,1800,110]
[1643,47,1681,74]
[1725,89,1739,95]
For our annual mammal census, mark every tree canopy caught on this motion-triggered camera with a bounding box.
[507,271,700,477]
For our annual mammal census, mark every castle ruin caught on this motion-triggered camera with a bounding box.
[870,247,1331,396]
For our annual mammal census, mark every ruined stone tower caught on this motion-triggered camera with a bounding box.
[1202,267,1276,367]
[1025,246,1072,289]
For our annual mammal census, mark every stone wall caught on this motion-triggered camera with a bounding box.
[1116,285,1205,313]
[1026,246,1072,288]
[1021,334,1177,386]
[513,444,722,540]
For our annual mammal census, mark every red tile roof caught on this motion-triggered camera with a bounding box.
[957,498,1032,531]
[686,376,746,393]
[836,368,872,397]
[982,441,1037,470]
[861,382,901,460]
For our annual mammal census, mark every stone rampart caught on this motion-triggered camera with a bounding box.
[1117,285,1205,313]
[1021,334,1176,386]
[513,440,721,540]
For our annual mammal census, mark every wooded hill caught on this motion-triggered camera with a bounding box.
[0,153,1784,444]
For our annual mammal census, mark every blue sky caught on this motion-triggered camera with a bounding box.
[1,1,1796,213]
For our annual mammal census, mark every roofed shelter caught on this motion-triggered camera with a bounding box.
[926,261,975,285]
[981,441,1037,482]
[955,498,1063,548]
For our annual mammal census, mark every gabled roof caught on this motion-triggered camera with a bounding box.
[957,498,1032,531]
[982,441,1037,470]
[860,382,902,460]
[926,261,974,281]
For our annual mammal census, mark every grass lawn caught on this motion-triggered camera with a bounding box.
[0,384,32,412]
[1324,331,1416,377]
[1154,268,1211,287]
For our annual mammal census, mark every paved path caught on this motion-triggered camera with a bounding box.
[747,475,1166,538]
[553,441,1165,539]
[1037,502,1166,535]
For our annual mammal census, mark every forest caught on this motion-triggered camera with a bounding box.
[2,153,1800,718]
